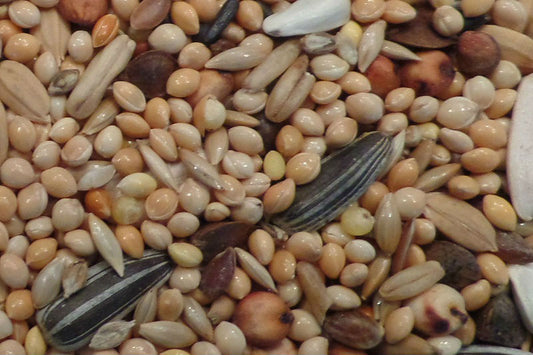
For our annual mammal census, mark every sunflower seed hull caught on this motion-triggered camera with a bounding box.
[36,250,172,352]
[62,260,88,298]
[89,320,136,350]
[271,131,392,234]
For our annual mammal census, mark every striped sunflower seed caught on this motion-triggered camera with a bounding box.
[424,192,498,252]
[36,250,172,352]
[271,131,392,234]
[89,320,136,350]
[66,35,135,119]
[0,60,50,123]
[378,260,445,301]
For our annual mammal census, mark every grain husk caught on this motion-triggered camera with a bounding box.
[66,35,135,119]
[265,55,315,123]
[0,60,50,123]
[32,258,64,309]
[179,148,224,190]
[235,247,277,291]
[138,321,197,348]
[182,295,214,342]
[374,192,402,255]
[31,7,70,65]
[87,213,124,276]
[424,192,497,252]
[480,25,533,74]
[296,261,332,325]
[243,39,301,90]
[378,260,445,301]
[358,20,386,72]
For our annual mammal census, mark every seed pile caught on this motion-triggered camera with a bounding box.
[1,0,533,354]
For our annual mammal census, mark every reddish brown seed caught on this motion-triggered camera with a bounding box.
[57,0,108,25]
[456,31,501,77]
[398,50,455,96]
[233,291,294,348]
[365,55,401,98]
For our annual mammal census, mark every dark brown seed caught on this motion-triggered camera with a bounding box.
[121,50,177,99]
[190,222,255,262]
[495,231,533,265]
[199,248,236,299]
[233,291,293,348]
[398,50,455,96]
[475,294,526,348]
[323,309,384,350]
[456,31,501,77]
[386,5,456,49]
[424,241,481,290]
